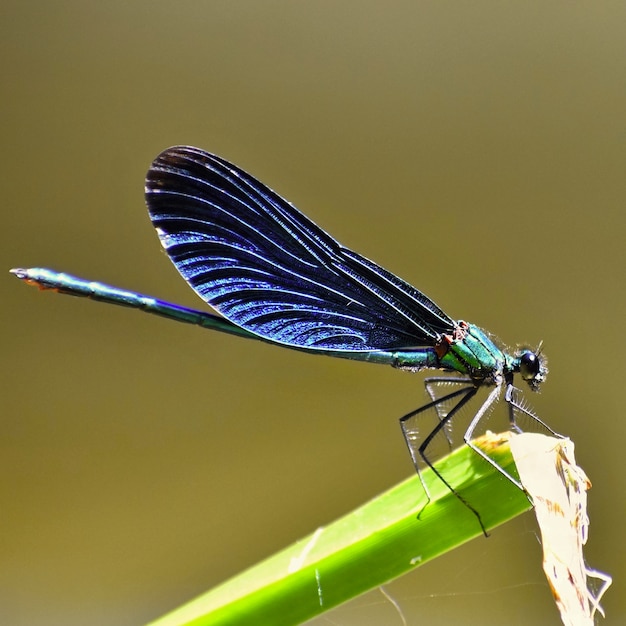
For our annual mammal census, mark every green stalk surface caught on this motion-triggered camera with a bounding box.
[146,433,530,626]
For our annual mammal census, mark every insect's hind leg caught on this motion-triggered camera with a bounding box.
[423,376,474,403]
[423,376,474,447]
[399,381,490,535]
[400,378,475,476]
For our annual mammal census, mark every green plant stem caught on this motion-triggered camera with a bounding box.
[146,433,530,626]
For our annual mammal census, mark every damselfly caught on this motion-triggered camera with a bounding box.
[12,146,557,532]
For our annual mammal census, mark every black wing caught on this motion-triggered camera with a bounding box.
[145,146,455,352]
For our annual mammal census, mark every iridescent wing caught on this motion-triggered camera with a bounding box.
[145,146,455,352]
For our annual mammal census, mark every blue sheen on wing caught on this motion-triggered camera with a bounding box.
[145,146,455,352]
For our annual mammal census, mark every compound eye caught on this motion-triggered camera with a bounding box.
[520,351,540,380]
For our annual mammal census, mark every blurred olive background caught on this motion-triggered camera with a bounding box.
[3,2,625,625]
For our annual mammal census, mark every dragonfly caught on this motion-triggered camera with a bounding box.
[12,145,556,533]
